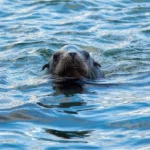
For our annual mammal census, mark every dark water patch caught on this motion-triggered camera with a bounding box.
[45,128,91,139]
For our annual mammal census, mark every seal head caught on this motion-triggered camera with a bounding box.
[42,45,104,79]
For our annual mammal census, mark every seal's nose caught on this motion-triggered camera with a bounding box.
[69,52,77,58]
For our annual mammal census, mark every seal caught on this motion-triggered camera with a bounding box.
[42,45,104,79]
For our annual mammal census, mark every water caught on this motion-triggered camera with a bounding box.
[0,0,150,149]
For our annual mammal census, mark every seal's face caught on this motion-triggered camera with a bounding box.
[50,49,89,78]
[42,45,103,79]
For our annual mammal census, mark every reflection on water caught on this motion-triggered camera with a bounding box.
[0,0,150,149]
[53,79,84,96]
[45,128,91,139]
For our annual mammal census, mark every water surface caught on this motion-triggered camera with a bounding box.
[0,0,150,149]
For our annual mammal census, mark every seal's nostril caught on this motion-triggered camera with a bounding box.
[69,52,76,58]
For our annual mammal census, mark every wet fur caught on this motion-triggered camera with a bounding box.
[42,45,104,79]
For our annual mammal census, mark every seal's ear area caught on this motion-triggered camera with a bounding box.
[42,64,49,70]
[93,61,101,67]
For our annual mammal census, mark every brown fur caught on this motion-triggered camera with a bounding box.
[51,50,88,78]
[42,45,104,79]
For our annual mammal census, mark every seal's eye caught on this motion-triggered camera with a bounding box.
[83,51,90,59]
[53,53,59,61]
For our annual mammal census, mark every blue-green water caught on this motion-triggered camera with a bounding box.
[0,0,150,149]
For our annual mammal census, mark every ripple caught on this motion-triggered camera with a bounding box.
[0,0,150,149]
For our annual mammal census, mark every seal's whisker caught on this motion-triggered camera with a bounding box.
[88,68,96,79]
